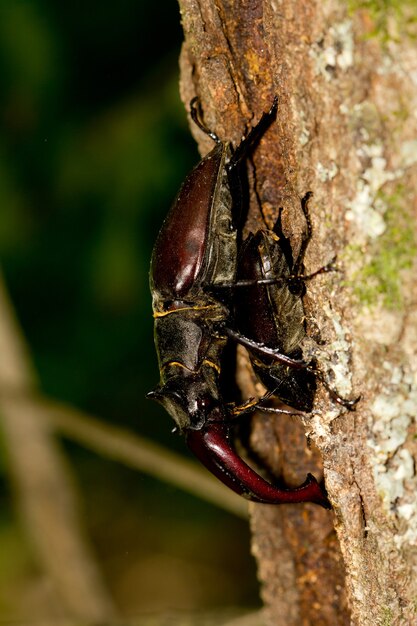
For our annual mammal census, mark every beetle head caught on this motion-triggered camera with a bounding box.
[147,374,225,432]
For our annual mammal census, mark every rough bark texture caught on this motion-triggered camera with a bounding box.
[177,1,417,624]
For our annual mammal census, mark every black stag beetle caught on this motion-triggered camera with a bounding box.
[148,96,357,508]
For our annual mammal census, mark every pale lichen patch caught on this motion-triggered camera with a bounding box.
[397,503,415,522]
[367,364,417,524]
[399,139,417,169]
[296,105,311,147]
[321,305,355,399]
[305,411,335,440]
[345,142,399,242]
[346,183,386,240]
[345,181,416,308]
[316,161,339,182]
[303,303,355,425]
[310,20,354,81]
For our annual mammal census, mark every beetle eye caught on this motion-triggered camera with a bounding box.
[197,396,211,411]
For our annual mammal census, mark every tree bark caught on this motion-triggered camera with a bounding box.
[177,1,417,624]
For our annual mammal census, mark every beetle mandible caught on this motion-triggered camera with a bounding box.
[148,97,333,508]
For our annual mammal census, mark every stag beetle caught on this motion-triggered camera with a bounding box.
[148,97,354,508]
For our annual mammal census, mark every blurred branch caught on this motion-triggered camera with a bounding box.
[0,271,118,621]
[41,397,248,519]
[0,265,247,607]
[221,610,265,626]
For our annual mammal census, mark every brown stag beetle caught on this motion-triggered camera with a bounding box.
[148,97,356,509]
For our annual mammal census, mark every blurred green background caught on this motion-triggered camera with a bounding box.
[0,0,259,621]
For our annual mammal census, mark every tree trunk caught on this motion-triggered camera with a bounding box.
[177,1,417,624]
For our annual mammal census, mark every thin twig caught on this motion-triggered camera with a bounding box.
[0,271,118,620]
[40,397,248,519]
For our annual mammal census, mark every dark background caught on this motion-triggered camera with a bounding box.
[0,0,259,619]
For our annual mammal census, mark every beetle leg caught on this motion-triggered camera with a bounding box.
[225,327,308,370]
[249,387,305,415]
[190,97,221,144]
[228,390,303,417]
[225,327,360,410]
[204,260,337,290]
[293,257,339,281]
[230,401,301,417]
[189,95,278,163]
[228,96,278,170]
[321,385,361,410]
